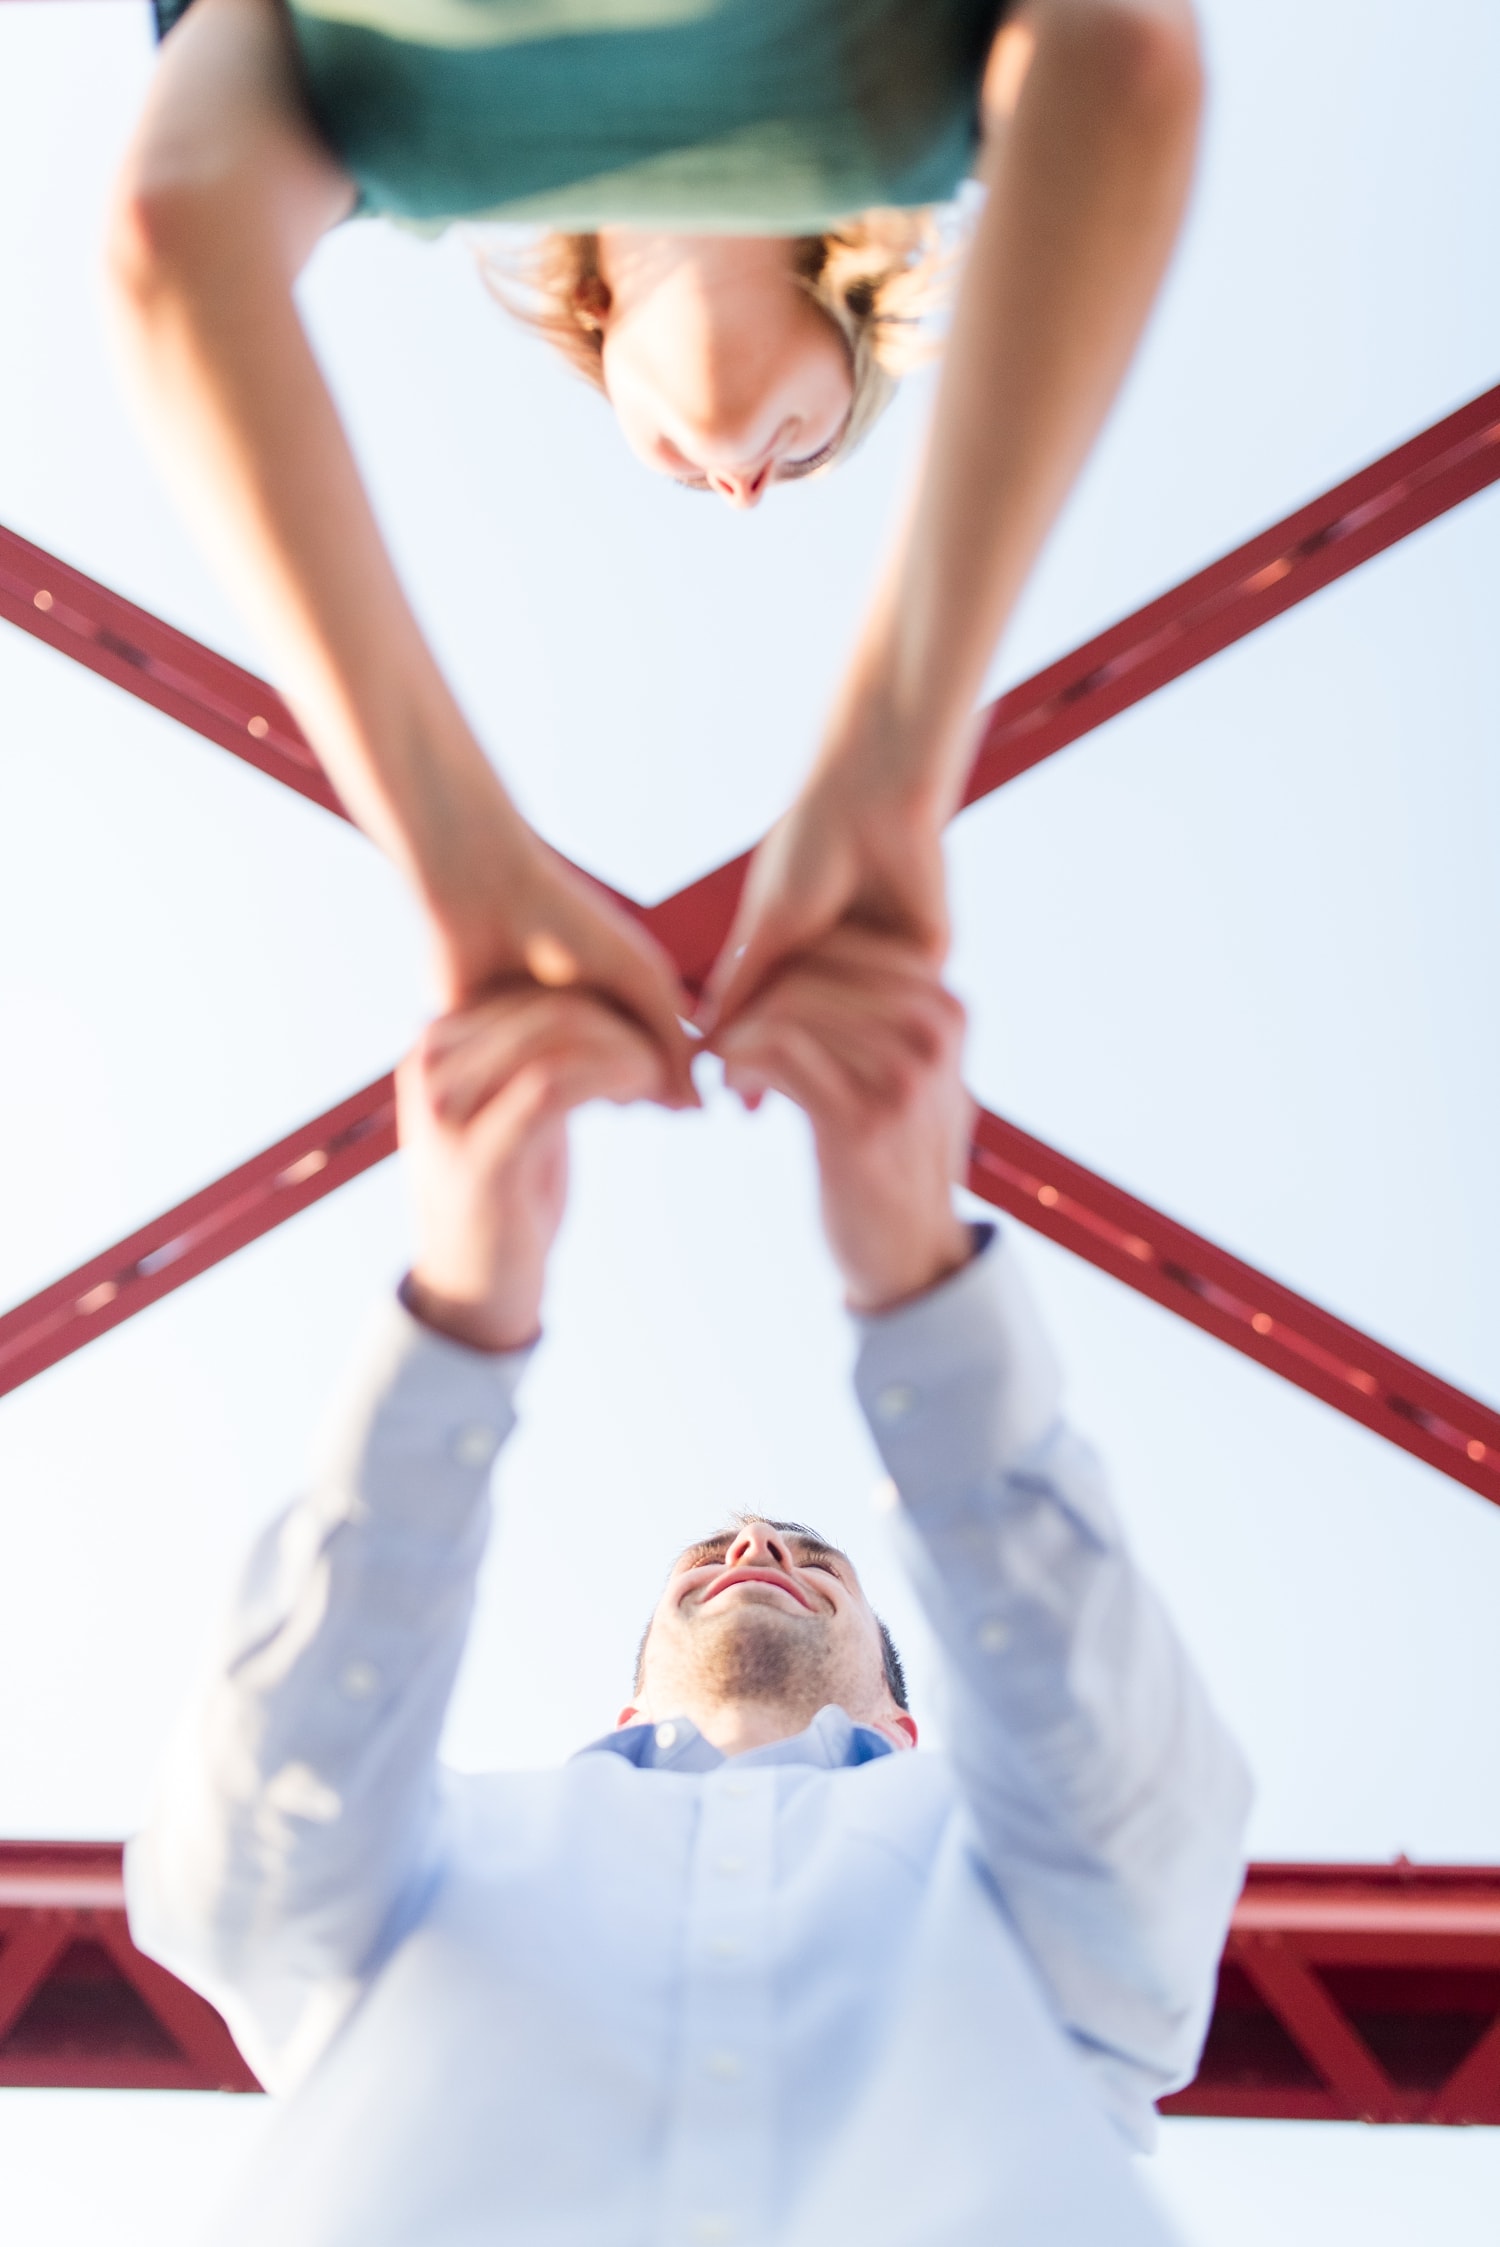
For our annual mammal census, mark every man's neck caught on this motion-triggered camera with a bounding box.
[679,1700,827,1757]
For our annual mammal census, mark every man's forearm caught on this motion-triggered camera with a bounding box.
[126,1297,531,2093]
[853,1228,1250,2134]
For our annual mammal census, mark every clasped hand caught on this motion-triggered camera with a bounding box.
[433,759,950,1126]
[401,926,975,1357]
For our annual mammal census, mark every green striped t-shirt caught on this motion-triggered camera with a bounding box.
[157,0,1005,231]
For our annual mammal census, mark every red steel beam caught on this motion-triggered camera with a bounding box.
[3,389,1499,1493]
[644,380,1500,993]
[1161,1861,1500,2125]
[0,523,344,820]
[0,1843,254,2091]
[4,382,1497,951]
[5,1065,1497,1511]
[7,1844,1499,2117]
[964,1110,1500,1506]
[0,1078,394,1397]
[961,381,1500,809]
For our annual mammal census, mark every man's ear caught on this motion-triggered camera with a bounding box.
[874,1713,918,1751]
[615,1704,643,1730]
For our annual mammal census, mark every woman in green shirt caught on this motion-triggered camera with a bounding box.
[109,0,1202,1089]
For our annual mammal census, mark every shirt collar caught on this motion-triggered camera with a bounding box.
[577,1704,895,1773]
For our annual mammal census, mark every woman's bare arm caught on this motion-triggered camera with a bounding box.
[107,0,694,1081]
[703,0,1204,1022]
[833,0,1203,810]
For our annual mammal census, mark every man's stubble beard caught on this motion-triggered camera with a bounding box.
[694,1606,838,1712]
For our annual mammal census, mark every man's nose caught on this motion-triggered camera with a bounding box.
[725,1522,792,1570]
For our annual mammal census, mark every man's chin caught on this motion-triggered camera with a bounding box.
[692,1604,823,1702]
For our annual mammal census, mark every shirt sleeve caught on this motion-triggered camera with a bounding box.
[125,1291,532,2095]
[852,1226,1252,2148]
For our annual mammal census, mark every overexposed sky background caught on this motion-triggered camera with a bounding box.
[1,0,1498,2239]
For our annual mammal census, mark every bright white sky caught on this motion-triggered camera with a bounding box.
[0,1,1498,2240]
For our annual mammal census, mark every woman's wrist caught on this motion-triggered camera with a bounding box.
[401,740,541,998]
[810,659,974,834]
[808,725,955,838]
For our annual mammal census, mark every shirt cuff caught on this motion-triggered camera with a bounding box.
[305,1290,536,1540]
[850,1224,1065,1497]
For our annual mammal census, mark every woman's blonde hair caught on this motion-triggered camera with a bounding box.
[476,212,952,472]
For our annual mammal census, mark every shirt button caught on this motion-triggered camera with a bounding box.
[340,1660,379,1700]
[714,1855,746,1877]
[977,1618,1010,1654]
[452,1423,500,1468]
[721,1777,749,1799]
[705,2050,741,2080]
[709,1936,743,1960]
[871,1475,900,1515]
[875,1383,918,1423]
[264,1762,341,1823]
[691,2219,733,2245]
[654,1722,678,1750]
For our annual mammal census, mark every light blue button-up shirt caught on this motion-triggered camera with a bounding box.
[127,1229,1251,2247]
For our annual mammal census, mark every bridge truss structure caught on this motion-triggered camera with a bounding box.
[0,335,1496,2125]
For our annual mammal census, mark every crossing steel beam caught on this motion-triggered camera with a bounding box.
[0,1843,254,2091]
[0,39,1495,2123]
[0,1079,395,1396]
[1160,1862,1500,2126]
[965,1112,1500,1504]
[3,385,1498,1506]
[7,1843,1499,2119]
[4,1069,1497,1506]
[0,523,342,819]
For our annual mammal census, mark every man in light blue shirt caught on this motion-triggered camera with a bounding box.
[128,929,1250,2247]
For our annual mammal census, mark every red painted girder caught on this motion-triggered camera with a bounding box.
[610,385,1500,993]
[6,1845,1499,2117]
[965,1109,1500,1507]
[4,1064,1496,1518]
[0,1842,255,2091]
[0,1077,394,1398]
[1161,1862,1500,2125]
[3,386,1499,1479]
[0,522,344,820]
[6,382,1498,934]
[962,380,1500,807]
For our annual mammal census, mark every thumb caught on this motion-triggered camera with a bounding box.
[566,918,699,1110]
[696,899,799,1035]
[600,926,701,1111]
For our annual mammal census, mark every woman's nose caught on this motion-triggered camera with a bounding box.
[708,463,771,510]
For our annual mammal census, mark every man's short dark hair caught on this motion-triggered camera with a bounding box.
[634,1515,909,1713]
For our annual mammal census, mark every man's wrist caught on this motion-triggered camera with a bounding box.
[841,1214,978,1317]
[402,1268,541,1355]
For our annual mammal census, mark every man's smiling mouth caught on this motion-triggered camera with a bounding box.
[698,1569,815,1611]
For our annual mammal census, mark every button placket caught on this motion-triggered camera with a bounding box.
[659,1769,776,2247]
